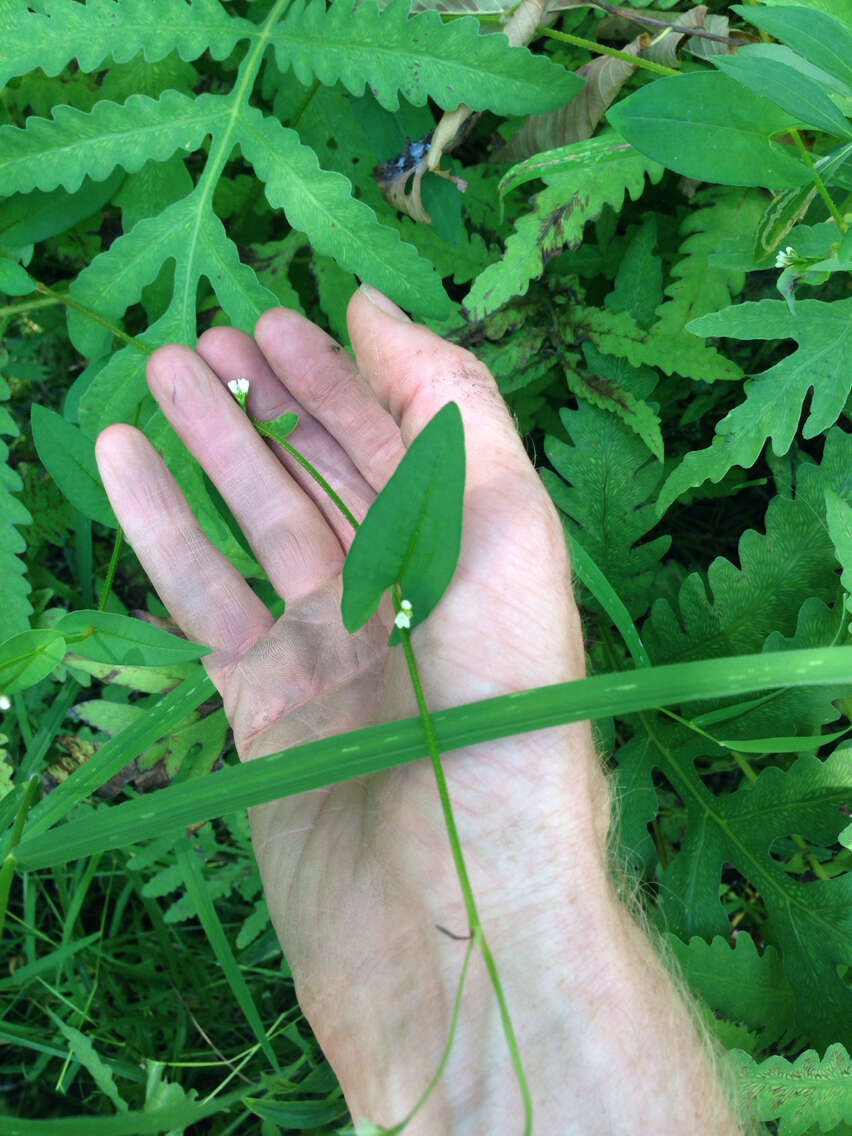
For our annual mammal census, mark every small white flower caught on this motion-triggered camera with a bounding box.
[0,694,10,712]
[227,377,250,407]
[775,246,796,269]
[394,598,413,629]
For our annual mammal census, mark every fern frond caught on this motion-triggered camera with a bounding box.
[463,142,661,321]
[730,1043,852,1136]
[269,0,582,114]
[0,91,231,196]
[0,0,252,87]
[0,378,32,641]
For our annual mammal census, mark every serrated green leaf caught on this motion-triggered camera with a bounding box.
[825,488,852,633]
[30,405,117,527]
[733,5,852,92]
[237,104,453,319]
[270,0,583,114]
[54,611,211,666]
[713,53,852,139]
[730,1043,852,1136]
[659,298,852,512]
[497,134,640,201]
[0,172,125,255]
[607,71,811,188]
[0,0,254,88]
[464,140,660,321]
[46,1010,127,1113]
[0,382,32,641]
[342,402,465,639]
[0,91,232,197]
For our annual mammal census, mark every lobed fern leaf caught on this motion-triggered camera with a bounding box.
[730,1043,852,1136]
[0,90,232,195]
[269,0,583,115]
[645,427,852,664]
[0,377,32,641]
[0,0,253,87]
[542,400,670,619]
[667,932,797,1049]
[463,141,662,321]
[659,297,852,512]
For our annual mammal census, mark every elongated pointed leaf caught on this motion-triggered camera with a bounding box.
[55,611,211,666]
[0,630,67,695]
[15,646,852,869]
[341,401,465,637]
[733,5,852,92]
[607,72,811,188]
[30,405,117,527]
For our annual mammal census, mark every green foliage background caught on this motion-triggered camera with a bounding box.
[1,0,852,1132]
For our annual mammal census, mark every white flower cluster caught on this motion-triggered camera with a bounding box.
[775,246,797,269]
[394,598,413,629]
[227,377,250,408]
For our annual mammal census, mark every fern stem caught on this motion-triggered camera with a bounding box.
[789,131,847,233]
[534,25,679,77]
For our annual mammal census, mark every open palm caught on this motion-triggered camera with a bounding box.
[96,289,602,1127]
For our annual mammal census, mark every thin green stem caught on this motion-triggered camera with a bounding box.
[98,527,125,612]
[0,776,41,941]
[384,929,481,1134]
[790,130,847,232]
[398,602,533,1135]
[0,296,62,319]
[33,283,151,353]
[252,419,360,530]
[536,24,679,77]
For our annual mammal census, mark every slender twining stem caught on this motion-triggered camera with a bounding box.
[33,282,152,354]
[239,399,533,1131]
[98,528,125,612]
[252,418,360,531]
[584,0,746,46]
[790,131,848,233]
[397,590,534,1134]
[0,776,40,941]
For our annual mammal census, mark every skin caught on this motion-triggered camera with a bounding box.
[96,286,744,1134]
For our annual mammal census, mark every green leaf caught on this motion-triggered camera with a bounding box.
[0,91,232,197]
[712,53,852,139]
[607,71,811,188]
[464,140,660,321]
[0,630,66,695]
[659,298,852,511]
[30,404,117,527]
[341,402,465,638]
[0,378,33,641]
[0,172,125,255]
[733,5,852,92]
[0,0,254,88]
[0,258,35,295]
[46,1010,127,1114]
[825,488,852,633]
[730,1043,852,1136]
[270,0,583,114]
[54,611,211,666]
[15,646,852,870]
[497,134,642,202]
[236,104,453,320]
[668,932,797,1047]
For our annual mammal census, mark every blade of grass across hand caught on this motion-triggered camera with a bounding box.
[14,647,852,870]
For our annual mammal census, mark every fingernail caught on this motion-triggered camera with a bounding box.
[358,282,411,322]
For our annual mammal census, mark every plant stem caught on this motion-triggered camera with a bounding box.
[251,419,360,531]
[535,24,679,77]
[397,597,533,1135]
[790,131,847,232]
[98,527,125,611]
[0,776,40,941]
[33,282,151,353]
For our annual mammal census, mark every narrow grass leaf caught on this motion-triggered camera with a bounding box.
[15,647,852,870]
[566,530,650,668]
[342,401,464,640]
[175,838,279,1071]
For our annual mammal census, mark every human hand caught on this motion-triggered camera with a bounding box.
[96,287,740,1134]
